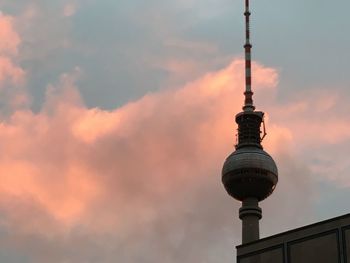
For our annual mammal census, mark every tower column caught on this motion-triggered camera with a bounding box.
[239,197,262,244]
[221,0,278,248]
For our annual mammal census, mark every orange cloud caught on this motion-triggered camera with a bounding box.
[0,13,25,90]
[63,3,78,17]
[268,89,350,146]
[0,57,345,261]
[0,13,21,56]
[0,56,25,86]
[261,87,350,187]
[0,59,278,234]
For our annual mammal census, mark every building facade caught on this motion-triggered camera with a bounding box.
[237,214,350,263]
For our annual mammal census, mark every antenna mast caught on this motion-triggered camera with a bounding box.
[243,0,255,112]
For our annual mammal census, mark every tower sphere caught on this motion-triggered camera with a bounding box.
[222,147,278,201]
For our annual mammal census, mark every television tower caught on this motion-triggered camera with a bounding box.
[221,0,278,244]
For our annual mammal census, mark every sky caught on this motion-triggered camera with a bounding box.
[0,0,349,262]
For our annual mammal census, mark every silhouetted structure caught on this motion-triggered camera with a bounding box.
[237,214,350,263]
[220,1,350,263]
[221,0,278,245]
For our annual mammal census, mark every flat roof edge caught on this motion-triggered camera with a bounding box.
[236,213,350,249]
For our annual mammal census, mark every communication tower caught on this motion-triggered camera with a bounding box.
[221,0,278,244]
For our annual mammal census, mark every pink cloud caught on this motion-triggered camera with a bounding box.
[0,56,25,86]
[0,59,278,233]
[0,13,25,90]
[261,87,350,186]
[63,3,78,17]
[0,58,346,261]
[0,13,21,56]
[268,89,350,146]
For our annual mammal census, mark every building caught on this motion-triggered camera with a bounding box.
[237,214,350,263]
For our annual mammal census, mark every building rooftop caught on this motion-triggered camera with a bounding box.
[237,213,350,263]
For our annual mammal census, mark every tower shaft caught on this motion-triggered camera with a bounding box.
[239,198,262,243]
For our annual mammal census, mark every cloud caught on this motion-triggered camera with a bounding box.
[263,87,350,187]
[0,1,347,262]
[0,57,347,261]
[0,59,286,262]
[0,13,25,88]
[0,56,25,86]
[63,3,78,17]
[0,12,27,116]
[0,13,21,56]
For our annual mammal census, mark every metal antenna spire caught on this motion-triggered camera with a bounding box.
[243,0,255,112]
